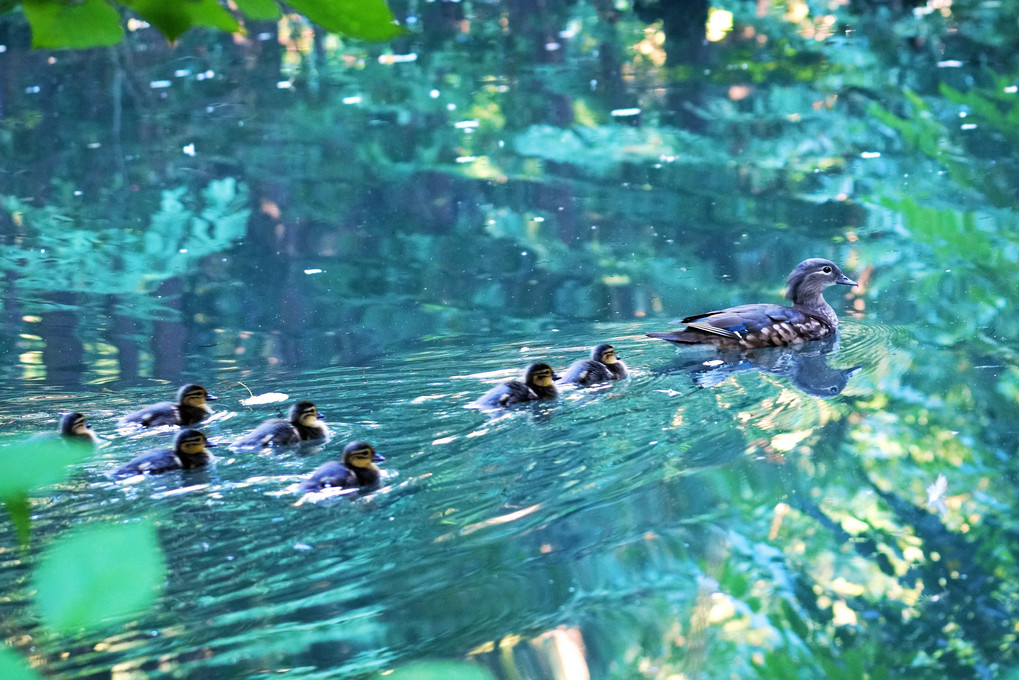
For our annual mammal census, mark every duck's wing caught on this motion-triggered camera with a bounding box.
[681,303,821,338]
[119,402,178,427]
[300,462,356,492]
[474,380,535,407]
[558,359,610,386]
[235,420,299,448]
[113,449,179,478]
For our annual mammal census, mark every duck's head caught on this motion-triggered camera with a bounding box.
[289,401,321,427]
[785,259,856,305]
[174,429,214,457]
[591,344,620,364]
[60,412,91,437]
[177,384,216,413]
[524,362,559,388]
[342,441,386,468]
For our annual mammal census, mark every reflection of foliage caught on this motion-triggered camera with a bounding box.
[3,0,1019,678]
[1,178,248,304]
[871,196,1019,344]
[868,84,1019,207]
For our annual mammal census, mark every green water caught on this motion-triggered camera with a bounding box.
[3,1,1019,679]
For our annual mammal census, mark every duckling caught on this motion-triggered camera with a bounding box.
[472,362,559,409]
[28,412,99,448]
[112,429,215,478]
[59,412,100,446]
[647,258,857,349]
[298,441,386,492]
[559,344,629,386]
[233,401,328,448]
[119,384,217,428]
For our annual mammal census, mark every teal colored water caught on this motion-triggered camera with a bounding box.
[3,2,1019,679]
[0,318,988,679]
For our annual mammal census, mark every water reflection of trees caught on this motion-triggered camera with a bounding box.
[3,1,1019,677]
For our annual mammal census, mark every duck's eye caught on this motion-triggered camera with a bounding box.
[822,266,832,273]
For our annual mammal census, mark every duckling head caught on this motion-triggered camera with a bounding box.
[289,401,321,427]
[591,344,620,365]
[178,384,216,413]
[175,428,213,457]
[342,441,386,468]
[524,362,559,388]
[60,412,91,437]
[785,259,857,305]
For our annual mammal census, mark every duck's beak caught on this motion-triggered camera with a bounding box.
[836,274,857,287]
[552,373,562,381]
[206,393,219,401]
[205,441,219,448]
[372,452,387,462]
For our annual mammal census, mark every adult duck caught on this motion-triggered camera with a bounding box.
[647,258,856,350]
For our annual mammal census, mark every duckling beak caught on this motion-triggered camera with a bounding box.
[206,393,219,401]
[552,373,562,381]
[205,441,219,448]
[372,452,387,462]
[836,274,857,287]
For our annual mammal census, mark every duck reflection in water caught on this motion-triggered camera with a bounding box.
[665,337,861,398]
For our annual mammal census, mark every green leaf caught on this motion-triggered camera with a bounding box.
[233,0,280,21]
[383,662,496,680]
[34,521,167,634]
[288,0,407,42]
[22,0,124,49]
[119,0,240,42]
[0,439,93,499]
[0,646,42,680]
[2,494,32,548]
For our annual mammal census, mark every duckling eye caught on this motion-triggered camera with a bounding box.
[822,266,832,273]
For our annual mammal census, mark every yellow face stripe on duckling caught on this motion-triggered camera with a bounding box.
[179,436,208,455]
[299,407,318,425]
[71,417,89,435]
[599,348,617,364]
[182,388,208,406]
[531,368,555,387]
[347,448,376,468]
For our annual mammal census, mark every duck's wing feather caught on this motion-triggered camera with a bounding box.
[235,419,300,448]
[681,303,822,336]
[559,359,612,386]
[300,461,356,492]
[114,449,180,478]
[475,379,537,407]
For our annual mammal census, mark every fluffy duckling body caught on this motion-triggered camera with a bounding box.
[299,441,386,492]
[647,259,856,350]
[234,401,328,448]
[113,429,215,478]
[119,384,217,428]
[473,362,559,409]
[559,344,629,386]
